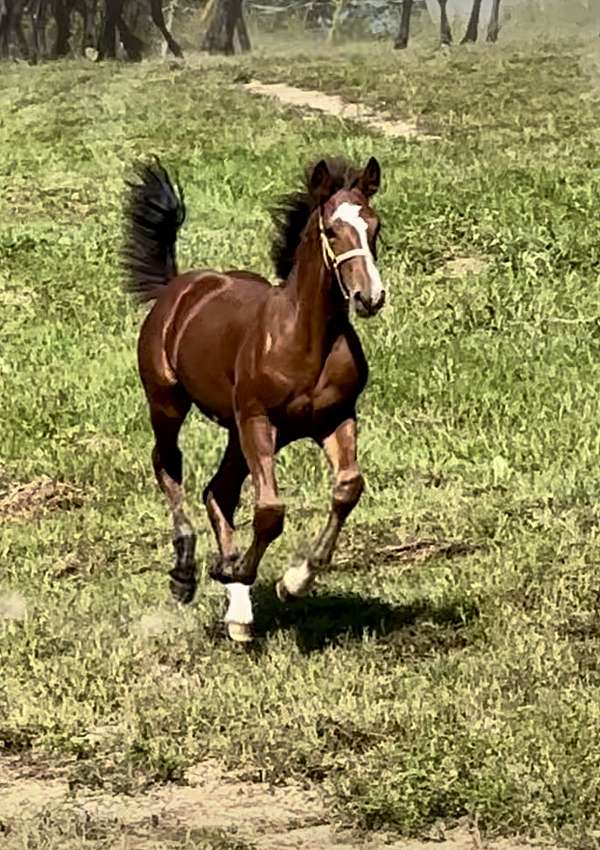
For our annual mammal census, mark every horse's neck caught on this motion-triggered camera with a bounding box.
[284,231,338,356]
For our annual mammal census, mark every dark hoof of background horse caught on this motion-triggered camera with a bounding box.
[168,570,197,604]
[209,553,241,583]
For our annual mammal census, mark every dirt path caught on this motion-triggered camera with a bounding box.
[242,80,440,140]
[0,757,563,850]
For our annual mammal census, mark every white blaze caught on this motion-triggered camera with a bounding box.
[331,202,384,302]
[224,583,253,625]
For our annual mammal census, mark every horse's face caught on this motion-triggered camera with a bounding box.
[314,157,385,319]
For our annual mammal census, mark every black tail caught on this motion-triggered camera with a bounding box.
[121,158,186,303]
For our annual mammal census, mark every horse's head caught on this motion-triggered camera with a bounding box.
[311,156,384,319]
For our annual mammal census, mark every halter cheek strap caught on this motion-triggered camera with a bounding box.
[318,210,369,301]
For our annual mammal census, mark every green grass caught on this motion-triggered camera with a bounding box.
[2,32,600,849]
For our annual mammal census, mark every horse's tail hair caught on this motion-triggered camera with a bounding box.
[121,158,186,303]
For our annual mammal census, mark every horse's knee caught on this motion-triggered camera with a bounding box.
[334,470,364,517]
[254,501,285,542]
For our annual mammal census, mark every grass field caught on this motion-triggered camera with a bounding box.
[2,24,600,850]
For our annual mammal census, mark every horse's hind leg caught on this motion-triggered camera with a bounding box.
[149,0,182,58]
[277,415,364,601]
[149,391,197,604]
[203,429,248,570]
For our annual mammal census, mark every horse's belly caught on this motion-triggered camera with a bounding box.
[176,333,236,423]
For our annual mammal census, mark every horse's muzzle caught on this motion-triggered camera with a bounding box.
[354,289,386,318]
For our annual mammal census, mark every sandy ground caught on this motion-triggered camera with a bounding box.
[0,756,563,850]
[242,80,440,140]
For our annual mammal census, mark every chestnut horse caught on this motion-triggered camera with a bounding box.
[122,155,385,642]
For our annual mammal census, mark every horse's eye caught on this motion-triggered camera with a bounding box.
[325,227,336,239]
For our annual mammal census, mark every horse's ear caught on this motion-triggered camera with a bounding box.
[356,156,381,198]
[310,159,334,202]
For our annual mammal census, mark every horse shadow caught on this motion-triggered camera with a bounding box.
[248,582,480,656]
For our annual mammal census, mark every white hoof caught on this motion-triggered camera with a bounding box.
[224,583,253,642]
[275,578,294,603]
[226,622,254,643]
[278,560,315,601]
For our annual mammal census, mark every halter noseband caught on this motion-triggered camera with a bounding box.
[318,209,369,301]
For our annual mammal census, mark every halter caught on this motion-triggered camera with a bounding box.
[318,209,369,301]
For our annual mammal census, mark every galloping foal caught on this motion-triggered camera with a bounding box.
[122,156,386,642]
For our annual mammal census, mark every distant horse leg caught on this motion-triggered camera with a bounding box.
[98,0,121,59]
[277,416,364,601]
[461,0,482,43]
[203,429,248,575]
[211,413,284,642]
[235,3,250,52]
[149,0,183,58]
[73,0,96,54]
[116,15,144,60]
[150,393,197,604]
[13,0,29,58]
[30,0,47,62]
[0,10,7,59]
[394,0,412,50]
[486,0,501,42]
[53,0,71,56]
[438,0,452,45]
[223,0,239,55]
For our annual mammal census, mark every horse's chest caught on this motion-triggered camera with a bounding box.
[283,350,365,426]
[262,327,366,434]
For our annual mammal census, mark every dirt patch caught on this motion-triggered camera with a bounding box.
[242,80,440,140]
[0,591,27,621]
[0,757,564,850]
[444,256,489,278]
[0,476,85,523]
[336,533,475,572]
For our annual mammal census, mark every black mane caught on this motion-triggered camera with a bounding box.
[269,157,361,280]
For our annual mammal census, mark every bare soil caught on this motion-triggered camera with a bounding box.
[242,80,440,140]
[0,757,562,850]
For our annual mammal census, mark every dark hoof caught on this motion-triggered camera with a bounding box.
[169,571,197,604]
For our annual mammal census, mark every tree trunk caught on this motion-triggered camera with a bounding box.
[201,0,249,54]
[461,0,482,43]
[393,0,412,49]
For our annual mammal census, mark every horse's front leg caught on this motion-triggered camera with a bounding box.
[277,415,364,601]
[211,412,285,642]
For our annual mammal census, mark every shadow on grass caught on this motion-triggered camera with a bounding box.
[250,584,479,655]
